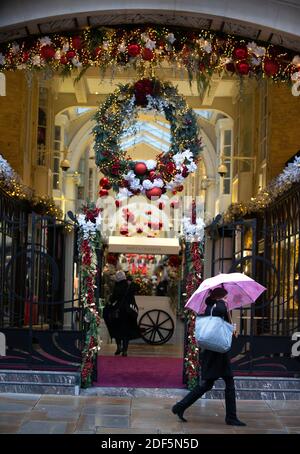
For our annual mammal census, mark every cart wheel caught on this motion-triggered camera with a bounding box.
[139,309,174,345]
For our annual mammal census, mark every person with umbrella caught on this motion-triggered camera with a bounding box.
[172,272,266,426]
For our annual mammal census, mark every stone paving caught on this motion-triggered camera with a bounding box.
[0,393,299,434]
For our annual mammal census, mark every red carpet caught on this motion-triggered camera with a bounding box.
[95,356,185,388]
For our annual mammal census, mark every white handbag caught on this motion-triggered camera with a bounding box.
[195,304,234,353]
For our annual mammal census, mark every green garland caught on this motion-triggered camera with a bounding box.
[94,77,202,197]
[77,202,102,387]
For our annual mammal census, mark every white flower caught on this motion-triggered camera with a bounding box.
[166,182,176,190]
[198,38,212,54]
[142,179,154,190]
[292,55,300,67]
[145,39,156,50]
[117,188,133,199]
[72,57,82,68]
[62,41,70,52]
[32,55,42,66]
[145,160,157,170]
[251,56,261,66]
[11,43,20,54]
[186,161,197,173]
[0,154,15,179]
[291,71,300,81]
[55,50,61,60]
[247,41,266,57]
[124,170,136,181]
[182,149,193,161]
[172,152,185,169]
[95,214,102,228]
[118,42,126,53]
[39,36,52,47]
[141,33,149,42]
[129,178,143,191]
[102,41,110,50]
[166,33,176,44]
[174,174,185,185]
[0,53,6,65]
[152,178,164,188]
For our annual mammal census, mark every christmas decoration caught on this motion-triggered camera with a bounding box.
[0,154,62,218]
[223,155,300,223]
[77,202,102,388]
[93,78,201,198]
[0,26,299,95]
[183,201,204,389]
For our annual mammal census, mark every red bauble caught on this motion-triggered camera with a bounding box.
[72,36,82,50]
[172,190,177,195]
[142,48,154,61]
[159,222,163,230]
[115,200,121,208]
[145,187,163,200]
[128,44,141,57]
[264,58,279,76]
[134,162,147,175]
[66,50,76,60]
[99,177,111,189]
[136,227,143,234]
[181,166,189,178]
[40,45,56,60]
[233,46,248,60]
[99,189,109,198]
[120,225,129,235]
[236,61,250,75]
[158,202,165,210]
[177,185,184,192]
[149,170,156,181]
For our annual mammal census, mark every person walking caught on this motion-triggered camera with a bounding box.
[103,270,140,356]
[172,287,246,426]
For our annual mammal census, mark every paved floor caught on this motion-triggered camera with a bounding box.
[0,393,299,434]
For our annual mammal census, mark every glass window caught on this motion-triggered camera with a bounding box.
[52,125,62,190]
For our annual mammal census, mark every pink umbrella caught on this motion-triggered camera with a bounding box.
[185,272,266,314]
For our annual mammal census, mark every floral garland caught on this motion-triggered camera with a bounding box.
[183,201,204,389]
[0,26,300,96]
[0,154,62,218]
[223,155,300,223]
[77,202,102,387]
[182,214,205,243]
[94,78,201,199]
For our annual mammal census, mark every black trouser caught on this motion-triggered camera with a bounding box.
[116,338,129,353]
[177,376,237,420]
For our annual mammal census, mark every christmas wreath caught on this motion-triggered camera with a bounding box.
[93,78,202,199]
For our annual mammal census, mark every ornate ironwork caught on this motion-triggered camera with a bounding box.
[0,189,83,371]
[209,183,300,376]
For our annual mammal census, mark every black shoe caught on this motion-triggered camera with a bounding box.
[172,404,187,422]
[122,351,127,357]
[225,418,246,426]
[115,349,122,355]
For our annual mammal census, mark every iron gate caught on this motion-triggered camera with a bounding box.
[208,184,300,376]
[0,189,83,371]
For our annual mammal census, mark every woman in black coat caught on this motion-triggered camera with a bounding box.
[172,287,246,426]
[103,271,140,356]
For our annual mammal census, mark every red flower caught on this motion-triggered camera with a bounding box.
[233,46,248,60]
[142,48,154,61]
[134,79,154,106]
[40,45,56,60]
[128,43,141,57]
[72,36,82,50]
[66,50,76,60]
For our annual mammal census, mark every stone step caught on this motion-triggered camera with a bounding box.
[83,377,300,400]
[0,370,81,395]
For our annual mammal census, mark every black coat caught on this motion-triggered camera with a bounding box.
[103,280,140,341]
[199,299,233,380]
